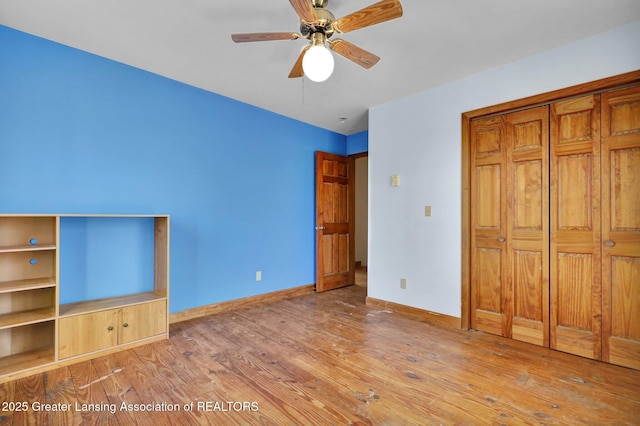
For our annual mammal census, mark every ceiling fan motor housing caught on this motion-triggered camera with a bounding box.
[299,7,335,38]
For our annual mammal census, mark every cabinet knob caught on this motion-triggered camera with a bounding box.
[497,236,505,243]
[108,326,114,331]
[123,323,129,328]
[604,240,615,247]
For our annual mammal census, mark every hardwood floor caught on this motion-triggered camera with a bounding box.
[1,285,639,425]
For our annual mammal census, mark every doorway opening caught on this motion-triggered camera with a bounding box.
[353,152,368,288]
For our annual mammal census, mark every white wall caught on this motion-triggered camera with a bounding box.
[368,21,640,318]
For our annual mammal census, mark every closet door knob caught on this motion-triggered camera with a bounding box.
[498,236,505,243]
[123,323,129,328]
[604,240,615,247]
[108,326,114,331]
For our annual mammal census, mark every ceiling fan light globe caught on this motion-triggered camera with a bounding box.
[302,45,334,82]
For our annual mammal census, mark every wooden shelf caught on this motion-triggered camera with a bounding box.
[0,347,55,377]
[60,292,166,317]
[0,213,169,384]
[0,278,56,294]
[0,244,56,254]
[0,307,56,330]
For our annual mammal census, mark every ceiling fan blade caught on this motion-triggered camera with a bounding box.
[329,39,380,69]
[288,46,310,78]
[231,32,298,43]
[289,0,317,22]
[333,0,403,34]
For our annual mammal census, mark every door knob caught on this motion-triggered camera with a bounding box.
[108,326,114,331]
[316,226,326,230]
[604,240,615,247]
[123,323,129,328]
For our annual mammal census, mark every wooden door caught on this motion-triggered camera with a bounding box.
[58,310,118,359]
[119,300,167,344]
[506,107,550,346]
[601,85,640,369]
[470,107,549,345]
[470,115,507,336]
[550,95,602,359]
[315,151,355,292]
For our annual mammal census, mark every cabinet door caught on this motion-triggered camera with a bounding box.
[602,85,640,370]
[59,310,118,359]
[119,300,166,344]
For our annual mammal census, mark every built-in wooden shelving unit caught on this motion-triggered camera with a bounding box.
[0,214,169,383]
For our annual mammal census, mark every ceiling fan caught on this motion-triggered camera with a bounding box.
[231,0,403,82]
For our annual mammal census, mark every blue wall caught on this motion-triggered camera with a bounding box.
[58,217,156,304]
[346,131,368,155]
[0,26,347,313]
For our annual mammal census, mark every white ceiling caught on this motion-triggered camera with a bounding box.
[1,0,639,135]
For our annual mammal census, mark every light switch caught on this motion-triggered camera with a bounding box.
[391,175,400,187]
[425,206,432,217]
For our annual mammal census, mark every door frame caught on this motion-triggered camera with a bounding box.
[461,70,640,330]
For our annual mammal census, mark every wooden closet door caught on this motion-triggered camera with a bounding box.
[550,95,602,359]
[506,107,549,346]
[601,85,640,370]
[470,116,508,337]
[470,106,549,345]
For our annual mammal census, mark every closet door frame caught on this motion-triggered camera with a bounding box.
[461,70,640,330]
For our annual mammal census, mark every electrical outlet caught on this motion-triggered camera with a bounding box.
[400,278,407,289]
[256,271,262,281]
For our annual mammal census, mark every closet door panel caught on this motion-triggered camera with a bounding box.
[512,249,544,344]
[557,155,593,229]
[610,149,640,230]
[507,107,549,346]
[473,248,503,335]
[476,165,502,228]
[514,160,543,230]
[602,86,640,369]
[550,95,602,360]
[555,254,597,358]
[471,117,508,336]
